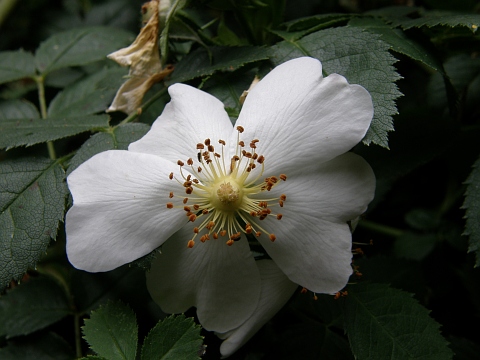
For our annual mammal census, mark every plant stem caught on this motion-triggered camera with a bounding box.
[358,219,404,238]
[74,313,82,358]
[118,87,168,126]
[0,0,18,27]
[36,75,57,160]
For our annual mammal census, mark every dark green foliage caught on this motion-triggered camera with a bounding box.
[0,158,68,290]
[345,283,453,359]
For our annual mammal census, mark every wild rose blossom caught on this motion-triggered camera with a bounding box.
[66,56,375,356]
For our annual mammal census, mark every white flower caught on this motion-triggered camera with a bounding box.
[66,57,375,355]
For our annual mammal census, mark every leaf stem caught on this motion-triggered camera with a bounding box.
[0,0,18,26]
[118,87,168,126]
[74,313,82,358]
[358,219,404,238]
[35,75,57,160]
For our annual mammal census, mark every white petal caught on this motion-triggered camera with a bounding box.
[217,260,297,358]
[257,152,375,222]
[129,83,234,161]
[251,152,375,293]
[146,224,261,333]
[66,150,187,272]
[257,216,352,294]
[235,57,373,176]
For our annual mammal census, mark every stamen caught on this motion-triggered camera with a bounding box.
[165,125,287,248]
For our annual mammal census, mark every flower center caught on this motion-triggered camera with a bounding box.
[214,180,241,209]
[166,126,287,248]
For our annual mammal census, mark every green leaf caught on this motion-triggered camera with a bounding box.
[35,26,134,75]
[394,232,438,261]
[405,208,440,231]
[276,13,353,41]
[0,158,68,290]
[168,46,270,84]
[349,17,445,74]
[462,154,480,267]
[216,18,249,46]
[355,257,428,300]
[130,248,159,271]
[0,276,70,338]
[280,293,352,359]
[82,301,138,360]
[67,123,150,176]
[271,26,402,148]
[0,99,40,120]
[72,267,146,314]
[366,5,421,18]
[202,70,258,118]
[427,54,480,115]
[448,336,480,360]
[48,67,128,117]
[344,283,453,360]
[354,108,458,209]
[393,11,480,33]
[141,314,203,360]
[283,13,353,32]
[278,323,353,359]
[0,114,109,150]
[44,67,84,88]
[0,332,75,360]
[0,50,36,85]
[160,0,188,64]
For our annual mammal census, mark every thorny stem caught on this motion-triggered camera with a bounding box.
[118,87,168,126]
[358,219,404,238]
[36,75,57,160]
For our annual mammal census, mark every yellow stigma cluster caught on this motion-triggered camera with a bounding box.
[166,126,287,248]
